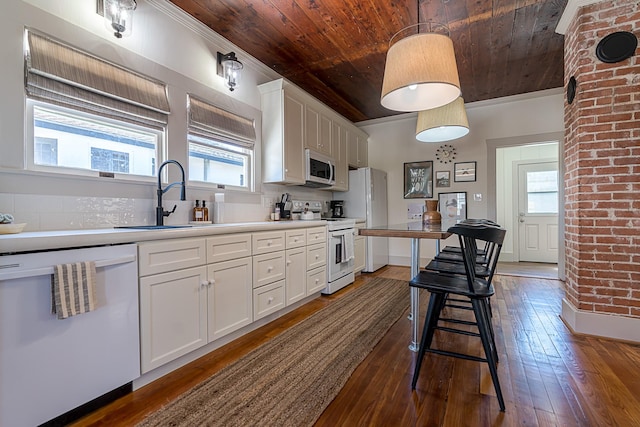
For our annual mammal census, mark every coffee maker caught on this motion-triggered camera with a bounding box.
[329,200,344,218]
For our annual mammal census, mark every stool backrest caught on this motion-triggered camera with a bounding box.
[448,223,507,293]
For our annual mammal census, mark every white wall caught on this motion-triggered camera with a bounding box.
[0,0,332,231]
[358,89,565,267]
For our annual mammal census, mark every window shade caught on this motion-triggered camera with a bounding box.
[24,29,170,128]
[188,95,256,147]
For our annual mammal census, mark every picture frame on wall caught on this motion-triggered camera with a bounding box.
[454,161,477,182]
[403,161,433,199]
[438,191,467,221]
[435,171,450,188]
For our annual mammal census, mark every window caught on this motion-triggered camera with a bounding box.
[31,104,159,177]
[187,95,256,191]
[24,29,169,178]
[526,170,558,214]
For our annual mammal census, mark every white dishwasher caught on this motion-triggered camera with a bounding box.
[0,244,140,427]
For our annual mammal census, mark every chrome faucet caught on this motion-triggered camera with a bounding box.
[156,160,186,226]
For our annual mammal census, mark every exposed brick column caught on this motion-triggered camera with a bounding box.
[564,0,640,319]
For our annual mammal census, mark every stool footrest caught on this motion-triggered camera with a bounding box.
[425,348,487,363]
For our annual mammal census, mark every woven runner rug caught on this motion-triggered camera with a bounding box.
[137,277,409,427]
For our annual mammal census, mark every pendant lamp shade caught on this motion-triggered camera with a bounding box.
[381,30,461,112]
[416,97,469,143]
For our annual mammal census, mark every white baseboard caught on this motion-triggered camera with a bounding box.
[561,298,640,343]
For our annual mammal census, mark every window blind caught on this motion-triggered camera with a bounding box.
[188,95,256,148]
[24,29,170,129]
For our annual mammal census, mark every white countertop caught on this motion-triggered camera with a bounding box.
[0,220,328,254]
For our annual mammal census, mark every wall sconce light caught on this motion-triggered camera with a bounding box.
[97,0,137,39]
[381,22,461,112]
[217,52,243,91]
[415,97,469,143]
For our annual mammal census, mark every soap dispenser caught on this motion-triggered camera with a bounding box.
[193,200,203,221]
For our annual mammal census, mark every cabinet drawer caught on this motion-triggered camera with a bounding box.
[306,242,327,270]
[253,251,285,288]
[306,266,327,294]
[252,231,286,255]
[285,229,306,249]
[306,227,326,244]
[138,238,206,276]
[206,233,252,263]
[253,280,285,320]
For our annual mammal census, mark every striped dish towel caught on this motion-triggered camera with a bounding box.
[51,261,97,319]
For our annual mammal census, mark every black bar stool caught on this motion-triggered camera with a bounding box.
[410,223,507,411]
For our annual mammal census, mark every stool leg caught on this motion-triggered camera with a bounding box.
[412,292,444,390]
[472,298,505,411]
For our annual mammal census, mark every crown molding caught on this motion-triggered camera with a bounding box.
[556,0,603,35]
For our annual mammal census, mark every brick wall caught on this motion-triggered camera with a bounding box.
[564,0,640,317]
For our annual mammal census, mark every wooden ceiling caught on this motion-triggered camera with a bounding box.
[169,0,568,122]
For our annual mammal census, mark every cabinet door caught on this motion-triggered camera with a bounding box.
[331,121,348,191]
[207,257,253,342]
[140,266,208,373]
[319,113,332,156]
[285,247,306,305]
[283,93,305,183]
[354,236,366,273]
[253,280,285,320]
[347,128,358,168]
[305,104,320,151]
[357,134,368,168]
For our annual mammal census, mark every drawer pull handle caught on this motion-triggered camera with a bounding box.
[286,260,292,265]
[267,240,272,246]
[267,266,273,272]
[201,281,209,288]
[268,297,274,304]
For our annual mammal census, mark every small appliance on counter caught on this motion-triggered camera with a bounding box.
[291,200,323,220]
[277,193,292,219]
[329,200,344,218]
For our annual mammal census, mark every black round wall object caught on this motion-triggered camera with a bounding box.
[595,31,638,63]
[567,76,577,104]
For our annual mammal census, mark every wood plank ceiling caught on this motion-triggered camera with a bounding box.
[168,0,568,122]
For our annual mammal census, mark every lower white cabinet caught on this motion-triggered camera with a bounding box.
[306,265,327,294]
[207,257,253,342]
[253,280,286,320]
[354,235,366,273]
[140,265,208,373]
[285,247,307,305]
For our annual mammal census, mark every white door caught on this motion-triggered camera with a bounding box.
[517,161,559,263]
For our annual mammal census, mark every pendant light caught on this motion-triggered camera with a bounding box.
[416,97,469,142]
[381,21,461,112]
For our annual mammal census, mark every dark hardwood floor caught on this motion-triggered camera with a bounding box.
[72,265,640,426]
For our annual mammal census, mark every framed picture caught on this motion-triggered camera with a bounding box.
[454,161,476,182]
[403,161,433,199]
[438,191,467,221]
[435,171,450,188]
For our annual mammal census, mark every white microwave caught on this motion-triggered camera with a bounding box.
[304,149,335,188]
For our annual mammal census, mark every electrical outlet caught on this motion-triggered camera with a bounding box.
[262,196,275,208]
[407,202,424,219]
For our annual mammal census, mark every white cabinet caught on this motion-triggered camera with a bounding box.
[347,128,368,169]
[139,234,252,373]
[330,120,348,191]
[252,230,286,319]
[305,105,332,156]
[285,247,307,305]
[258,80,305,185]
[139,237,209,373]
[206,255,252,342]
[306,227,327,294]
[354,223,366,273]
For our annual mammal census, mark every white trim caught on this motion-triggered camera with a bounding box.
[556,0,603,35]
[562,298,640,343]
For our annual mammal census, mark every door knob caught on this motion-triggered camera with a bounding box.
[519,218,525,223]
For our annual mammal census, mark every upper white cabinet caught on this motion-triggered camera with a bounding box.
[347,128,368,169]
[305,104,332,156]
[259,79,367,187]
[330,120,348,191]
[258,80,306,185]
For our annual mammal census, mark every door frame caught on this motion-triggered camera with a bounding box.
[513,158,559,263]
[486,131,565,280]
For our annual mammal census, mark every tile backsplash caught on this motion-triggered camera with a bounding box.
[0,193,284,232]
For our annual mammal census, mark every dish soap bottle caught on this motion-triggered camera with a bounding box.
[193,200,203,222]
[202,201,209,222]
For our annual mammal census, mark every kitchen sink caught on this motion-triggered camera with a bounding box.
[115,225,192,230]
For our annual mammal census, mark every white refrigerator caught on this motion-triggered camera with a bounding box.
[339,167,389,272]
